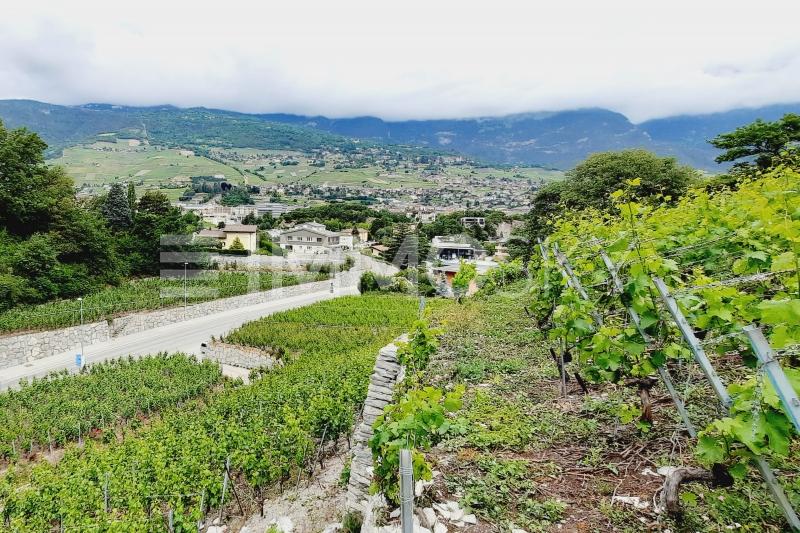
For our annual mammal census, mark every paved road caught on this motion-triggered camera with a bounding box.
[0,282,359,391]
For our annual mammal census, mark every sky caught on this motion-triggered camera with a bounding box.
[1,0,799,122]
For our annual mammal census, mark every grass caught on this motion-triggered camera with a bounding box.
[53,141,244,191]
[414,281,798,532]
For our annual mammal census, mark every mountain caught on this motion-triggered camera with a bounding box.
[1,99,799,169]
[258,104,800,170]
[0,100,359,158]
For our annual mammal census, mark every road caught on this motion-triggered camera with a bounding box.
[0,282,359,391]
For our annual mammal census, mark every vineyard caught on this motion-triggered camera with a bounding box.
[0,293,435,530]
[0,270,329,334]
[529,163,800,526]
[0,354,222,462]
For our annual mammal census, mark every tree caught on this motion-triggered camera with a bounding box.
[137,191,173,216]
[0,121,75,237]
[452,261,477,301]
[561,149,697,210]
[102,183,133,229]
[710,113,800,170]
[127,182,137,213]
[229,237,245,251]
[386,224,421,269]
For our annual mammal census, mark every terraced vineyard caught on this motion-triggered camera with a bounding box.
[0,354,222,461]
[0,293,439,530]
[528,164,800,527]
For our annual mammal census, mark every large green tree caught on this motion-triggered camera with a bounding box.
[560,149,697,210]
[710,113,800,170]
[0,120,122,307]
[0,122,75,237]
[511,150,698,259]
[102,183,133,229]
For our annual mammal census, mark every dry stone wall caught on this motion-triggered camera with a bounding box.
[202,340,280,369]
[346,336,407,514]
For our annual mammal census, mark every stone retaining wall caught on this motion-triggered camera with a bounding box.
[0,321,110,369]
[201,341,280,369]
[346,336,407,514]
[0,278,335,370]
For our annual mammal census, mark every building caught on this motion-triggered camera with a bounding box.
[368,243,389,258]
[460,216,486,228]
[196,224,258,253]
[337,231,355,250]
[430,236,486,261]
[256,202,297,218]
[279,222,341,254]
[354,227,369,244]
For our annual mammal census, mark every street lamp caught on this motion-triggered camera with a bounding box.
[77,297,84,370]
[183,262,188,317]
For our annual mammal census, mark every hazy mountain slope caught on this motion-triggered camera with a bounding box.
[0,101,357,157]
[260,104,800,170]
[1,99,798,169]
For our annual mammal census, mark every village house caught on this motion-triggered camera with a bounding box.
[279,222,341,254]
[196,224,258,253]
[430,235,486,261]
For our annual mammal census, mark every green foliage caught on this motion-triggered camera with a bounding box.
[530,160,800,470]
[0,294,419,529]
[0,354,222,460]
[101,183,132,229]
[369,385,465,504]
[219,186,254,206]
[522,149,698,244]
[281,203,405,232]
[710,113,800,170]
[479,259,526,295]
[459,456,565,529]
[452,261,477,299]
[0,271,327,333]
[397,321,440,382]
[228,236,246,251]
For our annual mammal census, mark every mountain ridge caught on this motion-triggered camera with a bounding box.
[1,99,799,170]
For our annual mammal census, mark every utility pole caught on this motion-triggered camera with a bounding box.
[78,297,84,370]
[184,262,188,316]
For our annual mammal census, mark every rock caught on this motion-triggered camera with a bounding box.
[419,507,437,529]
[434,522,448,533]
[414,527,432,533]
[322,523,342,533]
[611,495,649,510]
[449,508,464,522]
[446,501,461,513]
[268,516,295,533]
[415,480,425,497]
[207,527,226,533]
[433,502,451,520]
[511,529,529,533]
[390,508,401,519]
[462,514,477,525]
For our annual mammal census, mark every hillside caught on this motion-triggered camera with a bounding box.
[2,100,799,170]
[0,100,360,158]
[261,104,800,170]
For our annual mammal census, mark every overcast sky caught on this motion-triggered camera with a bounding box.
[1,0,799,122]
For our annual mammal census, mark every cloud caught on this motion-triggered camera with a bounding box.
[1,0,799,122]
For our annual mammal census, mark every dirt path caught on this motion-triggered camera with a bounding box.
[240,451,348,533]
